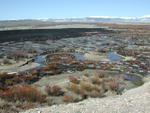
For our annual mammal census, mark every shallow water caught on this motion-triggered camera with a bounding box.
[35,55,47,65]
[75,53,85,60]
[128,45,137,49]
[122,74,142,82]
[107,51,122,62]
[110,74,142,82]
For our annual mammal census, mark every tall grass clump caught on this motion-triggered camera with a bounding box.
[45,85,64,96]
[0,85,46,103]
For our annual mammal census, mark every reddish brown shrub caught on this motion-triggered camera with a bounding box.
[67,83,80,94]
[0,73,14,82]
[92,85,100,92]
[91,75,101,85]
[45,85,63,96]
[0,85,46,103]
[52,85,61,94]
[63,95,74,102]
[80,81,93,91]
[69,75,80,84]
[42,65,50,71]
[55,69,62,74]
[108,81,119,90]
[89,90,102,97]
[0,73,20,87]
[12,76,22,84]
[83,72,89,77]
[96,72,106,78]
[0,85,7,91]
[0,72,8,77]
[31,70,38,75]
[48,64,57,69]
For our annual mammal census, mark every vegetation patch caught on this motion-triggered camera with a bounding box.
[0,85,46,103]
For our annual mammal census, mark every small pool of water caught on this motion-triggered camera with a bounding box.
[75,53,85,60]
[110,74,142,82]
[35,55,47,64]
[107,51,122,62]
[122,74,142,82]
[128,45,137,49]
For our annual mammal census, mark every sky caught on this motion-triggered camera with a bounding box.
[0,0,150,20]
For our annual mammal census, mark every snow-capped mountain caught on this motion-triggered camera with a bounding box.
[44,15,150,22]
[1,15,150,23]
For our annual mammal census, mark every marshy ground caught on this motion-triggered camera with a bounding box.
[0,23,150,113]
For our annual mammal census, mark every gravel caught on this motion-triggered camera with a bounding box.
[21,81,150,113]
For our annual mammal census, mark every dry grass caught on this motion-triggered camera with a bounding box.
[107,81,119,90]
[0,85,46,103]
[69,75,80,84]
[67,83,81,94]
[92,85,101,92]
[30,70,38,75]
[45,85,64,96]
[95,72,106,78]
[0,71,125,112]
[89,90,102,97]
[62,92,82,103]
[65,72,124,100]
[83,72,89,77]
[91,75,101,85]
[63,95,74,102]
[80,81,93,91]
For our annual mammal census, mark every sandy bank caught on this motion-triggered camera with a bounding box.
[22,76,150,113]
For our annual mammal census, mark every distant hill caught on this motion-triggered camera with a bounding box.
[46,15,150,22]
[0,15,150,30]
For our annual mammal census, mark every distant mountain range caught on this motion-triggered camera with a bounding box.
[1,15,150,22]
[37,15,150,22]
[0,15,150,31]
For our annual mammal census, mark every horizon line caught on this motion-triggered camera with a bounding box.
[0,15,150,21]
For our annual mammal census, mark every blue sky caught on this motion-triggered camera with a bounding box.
[0,0,150,20]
